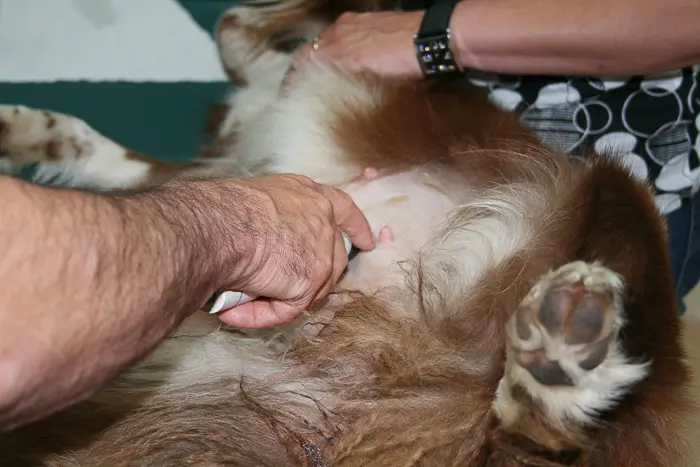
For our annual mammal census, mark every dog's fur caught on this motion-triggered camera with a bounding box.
[0,0,695,465]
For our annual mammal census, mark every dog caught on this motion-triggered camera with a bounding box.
[0,0,694,465]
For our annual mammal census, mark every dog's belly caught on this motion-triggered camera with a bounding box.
[340,169,460,291]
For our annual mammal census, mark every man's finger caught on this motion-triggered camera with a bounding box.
[308,228,348,306]
[321,186,375,251]
[332,227,350,283]
[217,299,303,328]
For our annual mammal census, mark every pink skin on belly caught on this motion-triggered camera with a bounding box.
[339,168,458,292]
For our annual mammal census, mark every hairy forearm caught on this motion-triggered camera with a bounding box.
[0,177,243,431]
[452,0,700,76]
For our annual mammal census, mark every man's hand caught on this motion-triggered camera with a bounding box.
[213,174,375,328]
[0,173,373,432]
[283,10,424,87]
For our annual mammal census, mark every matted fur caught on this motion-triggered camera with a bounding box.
[0,0,695,465]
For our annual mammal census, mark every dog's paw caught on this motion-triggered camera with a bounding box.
[500,261,649,426]
[510,261,623,386]
[0,105,81,170]
[0,104,153,189]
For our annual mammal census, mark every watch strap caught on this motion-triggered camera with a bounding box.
[416,0,460,39]
[413,0,462,77]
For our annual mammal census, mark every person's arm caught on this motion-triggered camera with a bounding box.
[451,0,700,76]
[288,0,700,80]
[0,174,374,432]
[0,176,230,432]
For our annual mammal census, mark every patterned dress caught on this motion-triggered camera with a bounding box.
[467,66,700,312]
[466,67,700,217]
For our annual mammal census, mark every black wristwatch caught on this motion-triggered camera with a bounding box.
[413,0,462,77]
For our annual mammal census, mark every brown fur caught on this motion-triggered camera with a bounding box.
[0,0,695,466]
[204,102,231,137]
[2,82,693,465]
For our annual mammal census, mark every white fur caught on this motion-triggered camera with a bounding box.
[508,347,649,427]
[225,62,652,435]
[0,3,654,437]
[215,2,324,89]
[33,140,152,190]
[0,70,649,433]
[0,104,152,189]
[496,262,650,428]
[229,63,377,185]
[415,184,545,306]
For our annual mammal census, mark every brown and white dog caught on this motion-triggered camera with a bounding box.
[0,0,695,465]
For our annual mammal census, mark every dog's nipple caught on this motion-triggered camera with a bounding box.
[378,226,394,243]
[363,167,379,181]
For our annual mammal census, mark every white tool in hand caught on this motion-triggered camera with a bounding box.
[208,232,355,314]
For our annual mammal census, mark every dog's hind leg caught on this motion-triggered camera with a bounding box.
[498,261,647,437]
[490,160,694,466]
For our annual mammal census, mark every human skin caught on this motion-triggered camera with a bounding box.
[286,0,700,81]
[0,174,374,432]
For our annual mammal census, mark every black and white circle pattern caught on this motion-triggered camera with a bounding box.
[467,66,700,215]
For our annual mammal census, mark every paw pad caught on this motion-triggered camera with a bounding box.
[510,262,622,386]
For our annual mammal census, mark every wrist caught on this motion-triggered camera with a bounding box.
[413,0,466,77]
[109,181,223,314]
[448,0,480,71]
[133,179,259,298]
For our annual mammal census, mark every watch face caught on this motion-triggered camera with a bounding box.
[415,34,458,75]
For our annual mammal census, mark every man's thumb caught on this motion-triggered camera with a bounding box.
[216,298,304,328]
